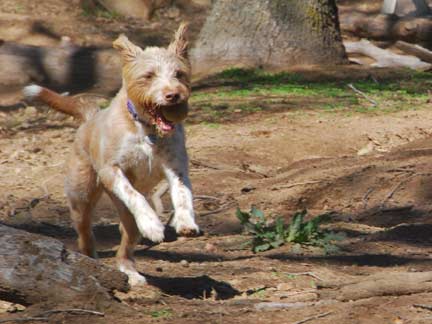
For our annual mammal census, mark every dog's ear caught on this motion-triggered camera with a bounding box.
[168,22,189,58]
[113,34,142,62]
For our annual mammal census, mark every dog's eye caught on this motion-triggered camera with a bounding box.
[143,72,155,80]
[175,70,185,79]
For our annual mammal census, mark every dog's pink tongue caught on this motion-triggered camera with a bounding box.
[161,122,174,132]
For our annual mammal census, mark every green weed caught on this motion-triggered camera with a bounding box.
[150,309,173,318]
[236,208,345,253]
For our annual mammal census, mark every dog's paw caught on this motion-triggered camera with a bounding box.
[136,216,165,243]
[118,260,147,286]
[177,226,200,237]
[174,220,200,237]
[128,272,147,286]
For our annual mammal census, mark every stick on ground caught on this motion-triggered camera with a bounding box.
[292,311,333,324]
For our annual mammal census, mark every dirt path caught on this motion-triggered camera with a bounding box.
[2,103,432,323]
[2,0,432,323]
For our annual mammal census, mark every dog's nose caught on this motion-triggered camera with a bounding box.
[165,92,180,103]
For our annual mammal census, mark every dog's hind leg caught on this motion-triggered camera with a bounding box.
[109,195,146,286]
[65,156,102,258]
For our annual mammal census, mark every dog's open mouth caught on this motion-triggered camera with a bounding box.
[152,102,189,135]
[154,109,175,133]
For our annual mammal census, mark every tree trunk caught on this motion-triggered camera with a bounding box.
[0,224,129,306]
[191,0,348,76]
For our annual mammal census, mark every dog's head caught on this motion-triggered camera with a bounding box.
[113,23,191,136]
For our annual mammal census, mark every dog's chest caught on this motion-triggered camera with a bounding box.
[117,133,164,188]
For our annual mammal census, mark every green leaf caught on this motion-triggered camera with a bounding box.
[270,239,284,248]
[254,243,271,252]
[244,222,258,234]
[287,210,306,242]
[236,208,250,224]
[275,217,286,236]
[250,206,265,220]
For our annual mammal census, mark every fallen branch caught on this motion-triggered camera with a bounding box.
[319,271,432,301]
[345,39,431,71]
[194,195,221,201]
[0,309,104,324]
[190,159,221,170]
[414,304,432,311]
[395,41,432,64]
[362,187,374,209]
[348,83,378,106]
[0,317,48,323]
[198,202,236,217]
[292,311,333,324]
[380,178,409,208]
[284,272,325,282]
[255,300,335,311]
[38,309,104,317]
[272,180,323,191]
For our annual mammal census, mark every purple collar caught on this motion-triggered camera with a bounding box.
[127,99,158,144]
[127,99,139,121]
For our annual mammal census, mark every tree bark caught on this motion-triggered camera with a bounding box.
[191,0,348,76]
[0,224,129,306]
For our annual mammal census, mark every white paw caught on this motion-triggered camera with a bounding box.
[135,216,165,242]
[172,216,200,236]
[118,263,147,286]
[128,272,147,286]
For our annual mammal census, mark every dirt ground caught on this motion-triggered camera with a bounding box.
[2,1,432,324]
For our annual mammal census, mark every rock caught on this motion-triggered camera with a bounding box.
[204,243,217,252]
[276,282,295,291]
[0,300,26,314]
[357,142,374,156]
[180,259,189,267]
[24,106,37,117]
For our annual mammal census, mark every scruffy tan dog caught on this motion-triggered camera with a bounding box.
[23,23,199,285]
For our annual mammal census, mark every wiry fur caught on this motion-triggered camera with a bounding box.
[23,23,199,286]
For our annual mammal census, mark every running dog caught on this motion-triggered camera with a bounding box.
[23,23,199,285]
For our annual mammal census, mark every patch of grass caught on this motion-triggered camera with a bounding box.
[81,2,120,20]
[201,121,221,129]
[191,68,431,120]
[236,207,345,253]
[149,309,173,319]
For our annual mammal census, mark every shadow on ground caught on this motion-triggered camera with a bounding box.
[145,274,240,300]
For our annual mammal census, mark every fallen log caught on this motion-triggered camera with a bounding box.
[340,12,432,46]
[0,224,129,306]
[344,39,431,70]
[395,40,432,63]
[319,271,432,301]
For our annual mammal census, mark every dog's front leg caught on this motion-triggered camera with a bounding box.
[99,166,165,242]
[163,166,200,236]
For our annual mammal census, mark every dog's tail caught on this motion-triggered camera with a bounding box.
[23,85,98,122]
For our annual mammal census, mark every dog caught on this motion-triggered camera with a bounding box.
[23,23,200,286]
